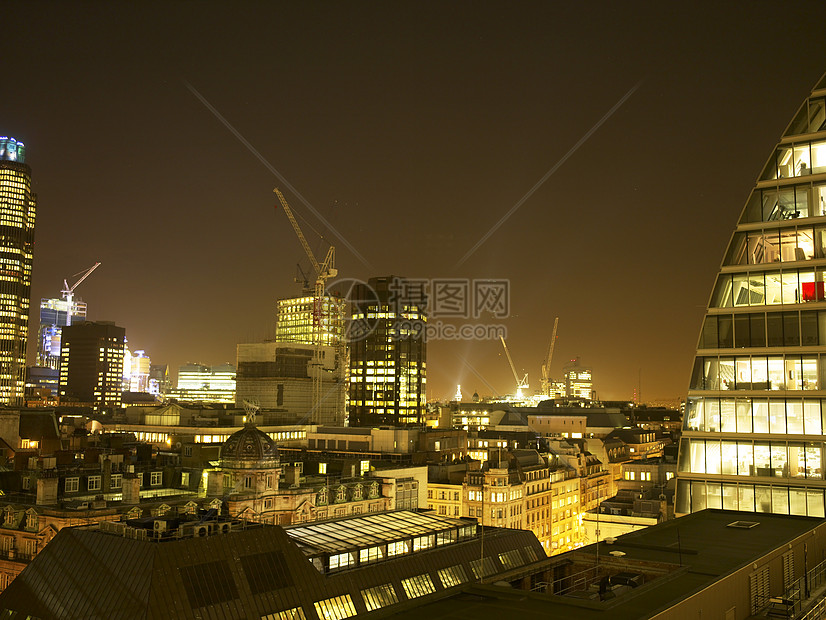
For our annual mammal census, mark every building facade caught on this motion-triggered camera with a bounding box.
[0,137,35,406]
[235,341,345,425]
[562,357,593,401]
[36,296,87,370]
[428,451,582,556]
[677,73,826,517]
[349,276,427,427]
[58,321,125,411]
[167,362,236,403]
[275,293,345,347]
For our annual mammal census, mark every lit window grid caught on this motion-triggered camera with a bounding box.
[312,594,356,620]
[680,101,826,515]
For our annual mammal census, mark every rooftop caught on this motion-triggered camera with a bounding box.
[284,510,475,557]
[392,509,826,619]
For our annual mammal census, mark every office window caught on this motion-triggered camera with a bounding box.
[88,476,101,492]
[111,474,122,489]
[65,477,79,493]
[150,472,162,487]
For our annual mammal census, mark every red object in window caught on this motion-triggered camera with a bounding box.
[802,281,825,301]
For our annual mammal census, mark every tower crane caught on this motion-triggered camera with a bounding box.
[540,317,559,397]
[274,188,338,417]
[499,335,529,400]
[61,262,101,323]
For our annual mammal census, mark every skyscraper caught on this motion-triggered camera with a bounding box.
[562,357,593,401]
[0,137,36,405]
[348,276,427,427]
[677,73,826,518]
[37,296,87,369]
[58,321,125,411]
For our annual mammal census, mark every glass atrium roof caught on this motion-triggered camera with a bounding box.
[284,510,474,555]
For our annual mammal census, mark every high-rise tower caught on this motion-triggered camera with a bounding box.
[677,73,826,518]
[348,276,427,427]
[58,321,125,411]
[0,137,36,405]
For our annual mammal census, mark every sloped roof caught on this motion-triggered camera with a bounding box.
[18,411,59,440]
[0,515,545,620]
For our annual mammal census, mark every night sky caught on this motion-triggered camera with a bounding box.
[5,2,826,404]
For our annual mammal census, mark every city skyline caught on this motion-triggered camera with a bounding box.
[5,3,826,402]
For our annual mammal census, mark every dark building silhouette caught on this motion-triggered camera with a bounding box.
[58,321,125,411]
[349,276,426,427]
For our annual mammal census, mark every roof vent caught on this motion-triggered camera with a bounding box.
[727,520,760,529]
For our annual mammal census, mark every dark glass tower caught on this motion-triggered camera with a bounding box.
[0,137,35,405]
[348,276,427,427]
[58,321,125,411]
[677,73,826,517]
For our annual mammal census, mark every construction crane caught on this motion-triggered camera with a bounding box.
[499,335,529,400]
[61,262,101,323]
[294,263,312,294]
[274,188,338,416]
[540,317,559,397]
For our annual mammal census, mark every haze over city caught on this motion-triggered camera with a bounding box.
[5,2,826,403]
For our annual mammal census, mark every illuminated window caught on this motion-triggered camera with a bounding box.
[358,546,384,564]
[387,540,408,557]
[437,564,469,588]
[401,574,435,599]
[470,557,497,578]
[361,583,398,611]
[499,549,524,570]
[261,607,306,620]
[329,552,354,570]
[313,594,356,620]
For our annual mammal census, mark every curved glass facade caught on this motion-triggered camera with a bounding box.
[677,73,826,517]
[0,138,35,405]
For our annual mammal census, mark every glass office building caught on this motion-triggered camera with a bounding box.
[275,294,345,347]
[0,137,35,405]
[349,276,427,427]
[677,74,826,517]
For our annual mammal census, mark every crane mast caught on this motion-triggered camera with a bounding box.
[541,317,559,396]
[499,335,529,399]
[61,262,101,324]
[274,189,339,420]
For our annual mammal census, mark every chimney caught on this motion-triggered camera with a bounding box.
[284,465,300,487]
[206,470,223,496]
[36,473,58,506]
[122,473,141,504]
